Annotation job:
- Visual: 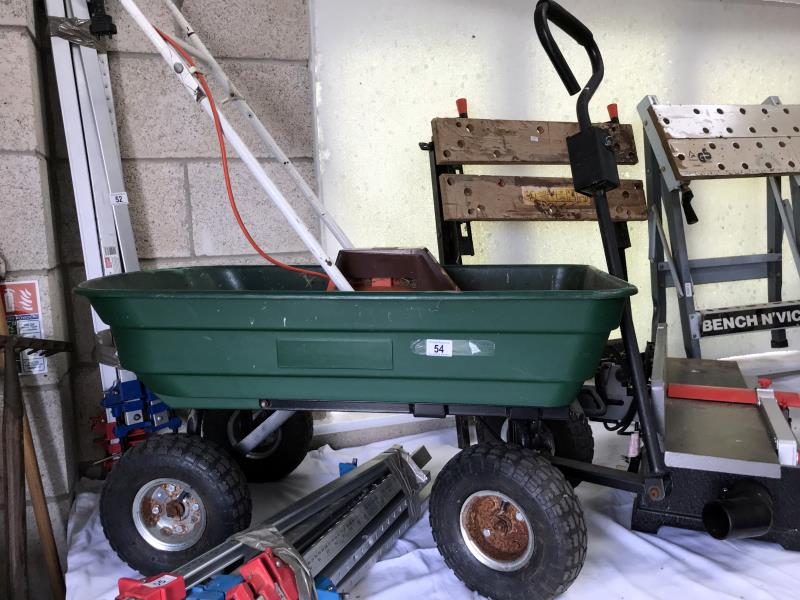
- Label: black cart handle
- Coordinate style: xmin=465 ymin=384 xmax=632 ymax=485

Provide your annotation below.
xmin=534 ymin=0 xmax=604 ymax=132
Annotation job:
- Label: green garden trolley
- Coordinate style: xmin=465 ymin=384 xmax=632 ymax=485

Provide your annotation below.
xmin=76 ymin=2 xmax=674 ymax=599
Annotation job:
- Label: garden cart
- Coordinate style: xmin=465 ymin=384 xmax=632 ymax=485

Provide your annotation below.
xmin=75 ymin=1 xmax=800 ymax=599
xmin=77 ymin=0 xmax=647 ymax=596
xmin=76 ymin=0 xmax=644 ymax=597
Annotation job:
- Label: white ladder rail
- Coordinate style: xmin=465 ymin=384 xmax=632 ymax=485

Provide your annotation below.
xmin=160 ymin=0 xmax=354 ymax=251
xmin=120 ymin=0 xmax=354 ymax=291
xmin=46 ymin=0 xmax=139 ymax=388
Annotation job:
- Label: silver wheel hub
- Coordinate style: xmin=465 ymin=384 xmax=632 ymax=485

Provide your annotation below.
xmin=459 ymin=490 xmax=535 ymax=572
xmin=132 ymin=478 xmax=206 ymax=551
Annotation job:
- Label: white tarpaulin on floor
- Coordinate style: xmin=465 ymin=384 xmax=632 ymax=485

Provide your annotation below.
xmin=66 ymin=426 xmax=800 ymax=600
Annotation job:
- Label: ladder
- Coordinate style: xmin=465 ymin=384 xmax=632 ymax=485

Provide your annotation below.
xmin=639 ymin=95 xmax=800 ymax=358
xmin=46 ymin=0 xmax=140 ymax=392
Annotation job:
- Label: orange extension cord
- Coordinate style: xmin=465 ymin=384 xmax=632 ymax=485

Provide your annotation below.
xmin=157 ymin=29 xmax=332 ymax=286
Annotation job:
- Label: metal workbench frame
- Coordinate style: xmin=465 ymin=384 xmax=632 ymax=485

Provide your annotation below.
xmin=640 ymin=95 xmax=800 ymax=358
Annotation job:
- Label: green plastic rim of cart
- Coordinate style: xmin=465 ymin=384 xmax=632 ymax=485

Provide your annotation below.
xmin=132 ymin=477 xmax=207 ymax=552
xmin=459 ymin=490 xmax=535 ymax=572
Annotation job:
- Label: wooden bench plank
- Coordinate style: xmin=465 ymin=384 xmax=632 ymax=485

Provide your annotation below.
xmin=431 ymin=118 xmax=638 ymax=166
xmin=440 ymin=175 xmax=646 ymax=222
xmin=647 ymin=104 xmax=800 ymax=180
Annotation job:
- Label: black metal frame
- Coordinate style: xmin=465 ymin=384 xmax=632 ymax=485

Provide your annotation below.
xmin=399 ymin=0 xmax=673 ymax=498
xmin=266 ymin=397 xmax=663 ymax=493
xmin=265 ymin=398 xmax=570 ymax=420
xmin=418 ymin=143 xmax=474 ymax=265
xmin=632 ymin=463 xmax=800 ymax=551
xmin=534 ymin=0 xmax=670 ymax=494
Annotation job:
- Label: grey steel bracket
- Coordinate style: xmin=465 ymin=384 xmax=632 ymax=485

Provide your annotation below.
xmin=757 ymin=388 xmax=798 ymax=466
xmin=650 ymin=205 xmax=684 ymax=298
xmin=768 ymin=176 xmax=800 ymax=280
xmin=689 ymin=312 xmax=702 ymax=340
xmin=637 ymin=95 xmax=682 ymax=191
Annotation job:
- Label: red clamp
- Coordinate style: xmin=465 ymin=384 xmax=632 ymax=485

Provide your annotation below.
xmin=456 ymin=97 xmax=468 ymax=118
xmin=239 ymin=548 xmax=299 ymax=600
xmin=607 ymin=103 xmax=619 ymax=123
xmin=225 ymin=582 xmax=257 ymax=600
xmin=117 ymin=574 xmax=186 ymax=600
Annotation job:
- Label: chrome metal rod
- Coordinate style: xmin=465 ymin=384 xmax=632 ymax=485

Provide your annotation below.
xmin=336 ymin=485 xmax=432 ymax=592
xmin=303 ymin=475 xmax=402 ymax=574
xmin=235 ymin=410 xmax=295 ymax=455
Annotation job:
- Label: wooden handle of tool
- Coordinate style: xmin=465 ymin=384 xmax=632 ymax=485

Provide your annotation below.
xmin=2 ymin=292 xmax=66 ymax=599
xmin=24 ymin=412 xmax=66 ymax=599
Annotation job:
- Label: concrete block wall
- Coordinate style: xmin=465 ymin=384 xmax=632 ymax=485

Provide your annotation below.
xmin=60 ymin=0 xmax=318 ymax=465
xmin=0 ymin=0 xmax=76 ymax=596
xmin=0 ymin=0 xmax=315 ymax=592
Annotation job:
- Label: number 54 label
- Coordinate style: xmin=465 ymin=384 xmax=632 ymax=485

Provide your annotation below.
xmin=425 ymin=339 xmax=453 ymax=357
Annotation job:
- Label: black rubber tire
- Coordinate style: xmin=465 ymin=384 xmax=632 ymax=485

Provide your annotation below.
xmin=430 ymin=443 xmax=587 ymax=600
xmin=201 ymin=410 xmax=313 ymax=482
xmin=545 ymin=403 xmax=595 ymax=485
xmin=100 ymin=434 xmax=251 ymax=575
xmin=475 ymin=403 xmax=594 ymax=486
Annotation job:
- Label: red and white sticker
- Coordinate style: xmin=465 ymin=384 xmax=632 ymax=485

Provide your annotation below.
xmin=1 ymin=280 xmax=46 ymax=374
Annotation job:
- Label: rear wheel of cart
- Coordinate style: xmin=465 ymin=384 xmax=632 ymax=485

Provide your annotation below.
xmin=100 ymin=433 xmax=251 ymax=575
xmin=475 ymin=402 xmax=594 ymax=485
xmin=201 ymin=409 xmax=313 ymax=482
xmin=430 ymin=443 xmax=587 ymax=600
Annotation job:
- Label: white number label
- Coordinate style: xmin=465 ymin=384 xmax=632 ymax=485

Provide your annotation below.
xmin=144 ymin=575 xmax=176 ymax=588
xmin=425 ymin=339 xmax=453 ymax=357
xmin=110 ymin=192 xmax=129 ymax=205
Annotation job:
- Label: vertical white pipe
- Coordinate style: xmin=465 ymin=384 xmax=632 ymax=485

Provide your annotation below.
xmin=119 ymin=0 xmax=353 ymax=291
xmin=161 ymin=0 xmax=354 ymax=250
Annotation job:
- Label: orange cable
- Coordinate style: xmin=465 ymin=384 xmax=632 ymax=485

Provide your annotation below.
xmin=156 ymin=28 xmax=332 ymax=285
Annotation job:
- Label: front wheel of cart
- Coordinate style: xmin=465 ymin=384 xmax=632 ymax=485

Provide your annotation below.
xmin=100 ymin=433 xmax=251 ymax=575
xmin=430 ymin=443 xmax=587 ymax=600
xmin=201 ymin=409 xmax=313 ymax=482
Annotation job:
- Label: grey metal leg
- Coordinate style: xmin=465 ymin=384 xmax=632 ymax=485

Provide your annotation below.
xmin=663 ymin=182 xmax=701 ymax=358
xmin=792 ymin=176 xmax=800 ymax=245
xmin=645 ymin=140 xmax=667 ymax=340
xmin=767 ymin=176 xmax=788 ymax=348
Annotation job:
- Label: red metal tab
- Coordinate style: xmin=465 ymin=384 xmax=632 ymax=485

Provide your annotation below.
xmin=668 ymin=383 xmax=758 ymax=405
xmin=456 ymin=97 xmax=468 ymax=117
xmin=117 ymin=574 xmax=186 ymax=600
xmin=668 ymin=383 xmax=800 ymax=410
xmin=225 ymin=582 xmax=257 ymax=600
xmin=239 ymin=549 xmax=299 ymax=600
xmin=775 ymin=391 xmax=800 ymax=409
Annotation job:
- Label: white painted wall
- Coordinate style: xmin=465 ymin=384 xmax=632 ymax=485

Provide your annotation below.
xmin=311 ymin=0 xmax=800 ymax=358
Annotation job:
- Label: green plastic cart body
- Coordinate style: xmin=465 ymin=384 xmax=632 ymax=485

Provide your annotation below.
xmin=75 ymin=264 xmax=635 ymax=411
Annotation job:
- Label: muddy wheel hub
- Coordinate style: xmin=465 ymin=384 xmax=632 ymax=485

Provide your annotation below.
xmin=459 ymin=490 xmax=534 ymax=572
xmin=132 ymin=477 xmax=207 ymax=551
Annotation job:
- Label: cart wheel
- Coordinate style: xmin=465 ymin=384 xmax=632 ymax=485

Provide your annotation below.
xmin=475 ymin=403 xmax=594 ymax=486
xmin=201 ymin=409 xmax=313 ymax=482
xmin=430 ymin=443 xmax=587 ymax=600
xmin=545 ymin=403 xmax=594 ymax=485
xmin=100 ymin=434 xmax=251 ymax=575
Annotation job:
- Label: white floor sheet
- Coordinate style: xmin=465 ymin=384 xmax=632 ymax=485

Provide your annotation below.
xmin=65 ymin=425 xmax=800 ymax=599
